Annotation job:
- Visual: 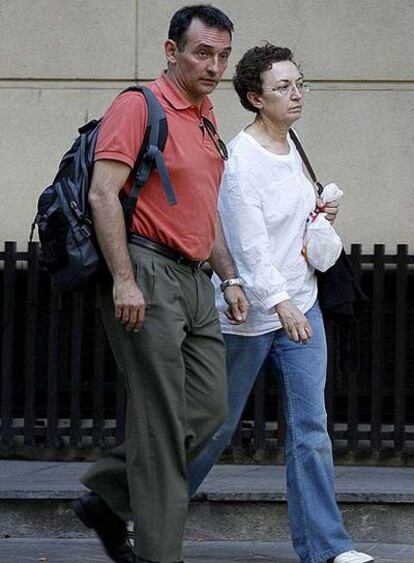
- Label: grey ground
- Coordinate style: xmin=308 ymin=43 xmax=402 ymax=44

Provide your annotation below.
xmin=1 ymin=539 xmax=413 ymax=563
xmin=0 ymin=461 xmax=413 ymax=502
xmin=1 ymin=461 xmax=413 ymax=563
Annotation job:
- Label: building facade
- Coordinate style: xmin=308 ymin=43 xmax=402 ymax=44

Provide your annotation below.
xmin=0 ymin=0 xmax=413 ymax=251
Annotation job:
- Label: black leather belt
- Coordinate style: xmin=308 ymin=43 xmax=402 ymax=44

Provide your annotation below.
xmin=129 ymin=233 xmax=206 ymax=270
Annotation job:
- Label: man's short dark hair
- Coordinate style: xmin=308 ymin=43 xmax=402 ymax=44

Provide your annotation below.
xmin=169 ymin=4 xmax=234 ymax=51
xmin=233 ymin=43 xmax=297 ymax=113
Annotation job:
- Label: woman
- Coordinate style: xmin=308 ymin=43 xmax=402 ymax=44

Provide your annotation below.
xmin=187 ymin=44 xmax=373 ymax=563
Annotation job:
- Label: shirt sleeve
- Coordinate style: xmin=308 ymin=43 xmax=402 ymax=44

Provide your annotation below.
xmin=219 ymin=162 xmax=290 ymax=313
xmin=94 ymin=91 xmax=148 ymax=168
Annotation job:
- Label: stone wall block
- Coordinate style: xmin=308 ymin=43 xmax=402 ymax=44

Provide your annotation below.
xmin=137 ymin=0 xmax=414 ymax=81
xmin=0 ymin=0 xmax=136 ymax=79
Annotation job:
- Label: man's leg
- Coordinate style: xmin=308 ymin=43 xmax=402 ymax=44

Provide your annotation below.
xmin=73 ymin=279 xmax=135 ymax=563
xmin=82 ymin=248 xmax=210 ymax=562
xmin=269 ymin=301 xmax=353 ymax=563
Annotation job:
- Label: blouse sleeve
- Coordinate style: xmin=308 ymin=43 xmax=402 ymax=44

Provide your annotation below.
xmin=219 ymin=163 xmax=290 ymax=313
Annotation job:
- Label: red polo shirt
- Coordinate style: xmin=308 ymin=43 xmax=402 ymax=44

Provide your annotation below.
xmin=94 ymin=73 xmax=225 ymax=260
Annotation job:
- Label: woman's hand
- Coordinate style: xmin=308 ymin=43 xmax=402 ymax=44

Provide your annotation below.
xmin=316 ymin=198 xmax=339 ymax=224
xmin=275 ymin=299 xmax=313 ymax=343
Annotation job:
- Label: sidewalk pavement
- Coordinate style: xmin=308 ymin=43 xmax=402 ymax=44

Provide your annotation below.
xmin=0 ymin=460 xmax=413 ymax=502
xmin=1 ymin=461 xmax=414 ymax=562
xmin=1 ymin=539 xmax=414 ymax=563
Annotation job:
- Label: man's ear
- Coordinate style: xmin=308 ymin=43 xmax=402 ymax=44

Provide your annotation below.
xmin=164 ymin=39 xmax=178 ymax=64
xmin=246 ymin=91 xmax=263 ymax=111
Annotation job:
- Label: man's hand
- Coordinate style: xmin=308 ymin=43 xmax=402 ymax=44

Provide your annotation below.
xmin=275 ymin=299 xmax=313 ymax=343
xmin=113 ymin=279 xmax=146 ymax=333
xmin=223 ymin=286 xmax=249 ymax=324
xmin=316 ymin=198 xmax=339 ymax=224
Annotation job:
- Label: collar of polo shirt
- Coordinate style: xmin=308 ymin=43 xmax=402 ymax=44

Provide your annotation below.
xmin=154 ymin=71 xmax=214 ymax=116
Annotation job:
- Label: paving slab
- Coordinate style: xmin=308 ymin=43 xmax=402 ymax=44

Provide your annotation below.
xmin=0 ymin=461 xmax=88 ymax=499
xmin=0 ymin=539 xmax=412 ymax=563
xmin=197 ymin=465 xmax=414 ymax=503
xmin=1 ymin=461 xmax=413 ymax=503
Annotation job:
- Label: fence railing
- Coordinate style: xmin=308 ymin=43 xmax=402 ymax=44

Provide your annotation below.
xmin=1 ymin=241 xmax=413 ymax=462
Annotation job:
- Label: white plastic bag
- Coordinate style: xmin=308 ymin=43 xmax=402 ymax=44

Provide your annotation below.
xmin=303 ymin=183 xmax=343 ymax=272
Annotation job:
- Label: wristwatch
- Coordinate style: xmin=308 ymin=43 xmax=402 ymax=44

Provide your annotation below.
xmin=220 ymin=277 xmax=245 ymax=292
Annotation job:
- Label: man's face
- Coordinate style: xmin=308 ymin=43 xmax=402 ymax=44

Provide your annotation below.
xmin=166 ymin=18 xmax=232 ymax=104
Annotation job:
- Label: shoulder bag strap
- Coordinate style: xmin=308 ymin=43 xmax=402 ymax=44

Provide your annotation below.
xmin=289 ymin=129 xmax=323 ymax=196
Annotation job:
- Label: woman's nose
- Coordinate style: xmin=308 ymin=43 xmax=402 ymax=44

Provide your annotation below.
xmin=291 ymin=84 xmax=304 ymax=98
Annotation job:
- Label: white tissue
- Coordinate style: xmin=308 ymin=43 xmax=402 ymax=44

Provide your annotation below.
xmin=320 ymin=182 xmax=343 ymax=204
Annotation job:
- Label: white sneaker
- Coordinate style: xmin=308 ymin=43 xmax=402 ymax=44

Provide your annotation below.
xmin=330 ymin=550 xmax=374 ymax=563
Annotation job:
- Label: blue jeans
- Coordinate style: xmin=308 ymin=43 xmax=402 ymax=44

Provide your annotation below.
xmin=188 ymin=301 xmax=353 ymax=563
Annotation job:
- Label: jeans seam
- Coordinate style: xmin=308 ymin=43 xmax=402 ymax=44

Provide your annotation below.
xmin=285 ymin=428 xmax=329 ymax=459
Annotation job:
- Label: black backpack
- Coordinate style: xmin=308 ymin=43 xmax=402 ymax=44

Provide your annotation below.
xmin=30 ymin=86 xmax=176 ymax=291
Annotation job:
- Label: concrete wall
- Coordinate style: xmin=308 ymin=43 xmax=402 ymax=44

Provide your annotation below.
xmin=1 ymin=0 xmax=413 ymax=251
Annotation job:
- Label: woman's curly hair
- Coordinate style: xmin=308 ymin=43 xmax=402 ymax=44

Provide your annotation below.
xmin=233 ymin=43 xmax=297 ymax=113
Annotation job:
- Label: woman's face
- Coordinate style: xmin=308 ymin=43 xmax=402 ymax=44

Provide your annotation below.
xmin=255 ymin=60 xmax=305 ymax=126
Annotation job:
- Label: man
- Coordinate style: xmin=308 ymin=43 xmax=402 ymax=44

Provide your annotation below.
xmin=72 ymin=5 xmax=248 ymax=563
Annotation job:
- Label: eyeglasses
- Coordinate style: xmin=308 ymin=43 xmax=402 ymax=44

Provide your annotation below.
xmin=262 ymin=81 xmax=311 ymax=97
xmin=200 ymin=117 xmax=229 ymax=161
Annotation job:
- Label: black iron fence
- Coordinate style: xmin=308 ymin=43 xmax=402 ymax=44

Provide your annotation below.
xmin=1 ymin=241 xmax=413 ymax=462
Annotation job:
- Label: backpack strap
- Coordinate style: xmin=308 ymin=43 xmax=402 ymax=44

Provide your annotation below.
xmin=120 ymin=86 xmax=177 ymax=228
xmin=288 ymin=129 xmax=324 ymax=196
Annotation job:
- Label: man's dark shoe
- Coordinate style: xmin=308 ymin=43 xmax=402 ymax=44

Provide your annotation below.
xmin=72 ymin=491 xmax=136 ymax=563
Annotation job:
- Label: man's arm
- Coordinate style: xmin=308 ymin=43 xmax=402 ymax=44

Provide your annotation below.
xmin=209 ymin=214 xmax=248 ymax=324
xmin=89 ymin=159 xmax=145 ymax=332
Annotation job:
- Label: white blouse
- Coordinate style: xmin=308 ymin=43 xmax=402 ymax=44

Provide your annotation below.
xmin=213 ymin=129 xmax=318 ymax=336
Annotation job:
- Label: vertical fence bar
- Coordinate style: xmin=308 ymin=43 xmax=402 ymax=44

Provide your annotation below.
xmin=370 ymin=244 xmax=385 ymax=452
xmin=346 ymin=244 xmax=363 ymax=451
xmin=324 ymin=319 xmax=336 ymax=441
xmin=69 ymin=291 xmax=85 ymax=448
xmin=92 ymin=303 xmax=105 ymax=447
xmin=46 ymin=286 xmax=61 ymax=448
xmin=394 ymin=245 xmax=407 ymax=451
xmin=24 ymin=242 xmax=40 ymax=445
xmin=1 ymin=242 xmax=17 ymax=447
xmin=253 ymin=369 xmax=266 ymax=451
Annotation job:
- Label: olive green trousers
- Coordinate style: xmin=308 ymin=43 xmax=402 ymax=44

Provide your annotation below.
xmin=81 ymin=244 xmax=227 ymax=562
